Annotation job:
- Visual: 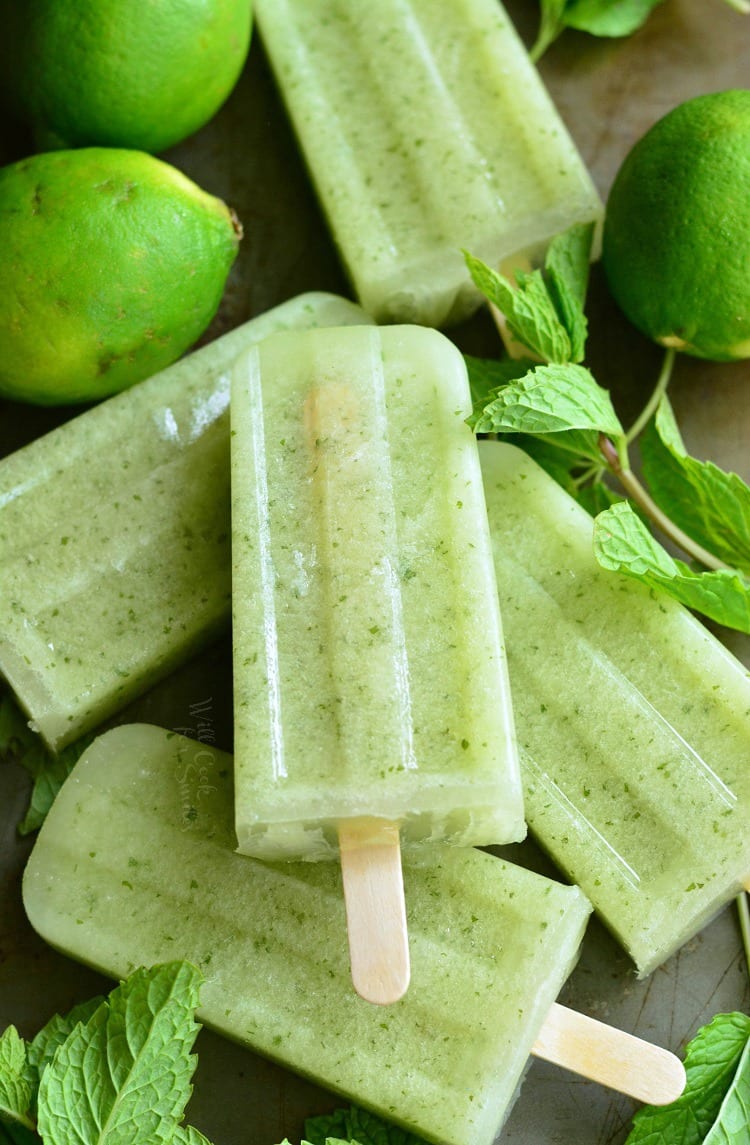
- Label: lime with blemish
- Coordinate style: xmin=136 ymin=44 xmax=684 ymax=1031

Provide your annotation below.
xmin=602 ymin=90 xmax=750 ymax=362
xmin=0 ymin=148 xmax=241 ymax=405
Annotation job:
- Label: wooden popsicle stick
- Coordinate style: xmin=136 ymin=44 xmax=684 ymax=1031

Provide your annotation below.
xmin=532 ymin=1001 xmax=687 ymax=1106
xmin=339 ymin=819 xmax=410 ymax=1006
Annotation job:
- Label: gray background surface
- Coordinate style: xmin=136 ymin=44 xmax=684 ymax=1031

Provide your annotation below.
xmin=1 ymin=2 xmax=750 ymax=1142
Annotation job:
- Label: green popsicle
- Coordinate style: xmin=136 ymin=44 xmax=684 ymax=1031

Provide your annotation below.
xmin=0 ymin=292 xmax=371 ymax=751
xmin=23 ymin=724 xmax=593 ymax=1145
xmin=480 ymin=441 xmax=750 ymax=976
xmin=230 ymin=324 xmax=523 ymax=861
xmin=254 ymin=0 xmax=603 ymax=326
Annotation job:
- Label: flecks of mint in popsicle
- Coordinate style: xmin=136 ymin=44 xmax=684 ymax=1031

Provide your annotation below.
xmin=254 ymin=0 xmax=603 ymax=327
xmin=0 ymin=293 xmax=371 ymax=751
xmin=480 ymin=441 xmax=750 ymax=976
xmin=22 ymin=724 xmax=592 ymax=1145
xmin=230 ymin=324 xmax=523 ymax=860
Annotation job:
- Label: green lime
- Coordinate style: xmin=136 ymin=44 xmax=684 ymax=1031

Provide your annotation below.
xmin=0 ymin=0 xmax=252 ymax=153
xmin=602 ymin=90 xmax=750 ymax=362
xmin=0 ymin=148 xmax=241 ymax=406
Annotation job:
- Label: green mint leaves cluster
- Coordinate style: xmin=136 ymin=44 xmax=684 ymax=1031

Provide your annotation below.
xmin=532 ymin=0 xmax=748 ymax=62
xmin=0 ymin=959 xmax=424 ymax=1145
xmin=0 ymin=689 xmax=91 ymax=836
xmin=280 ymin=1105 xmax=428 ymax=1145
xmin=465 ymin=226 xmax=750 ymax=635
xmin=0 ymin=963 xmax=212 ymax=1145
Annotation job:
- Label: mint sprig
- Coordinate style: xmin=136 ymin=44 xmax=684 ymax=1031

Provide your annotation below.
xmin=531 ymin=0 xmax=745 ymax=61
xmin=465 ymin=224 xmax=592 ymax=365
xmin=531 ymin=0 xmax=664 ymax=60
xmin=470 ymin=362 xmax=624 ymax=450
xmin=640 ymin=397 xmax=750 ymax=575
xmin=0 ymin=963 xmax=213 ymax=1145
xmin=594 ymin=502 xmax=750 ymax=633
xmin=303 ymin=1105 xmax=428 ymax=1145
xmin=464 ymin=254 xmax=572 ymax=364
xmin=466 ymin=235 xmax=750 ymax=635
xmin=625 ymin=1013 xmax=750 ymax=1143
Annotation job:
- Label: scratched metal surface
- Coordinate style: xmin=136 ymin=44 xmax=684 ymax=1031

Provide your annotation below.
xmin=1 ymin=3 xmax=749 ymax=1143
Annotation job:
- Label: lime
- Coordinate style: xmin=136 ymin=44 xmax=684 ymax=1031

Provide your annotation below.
xmin=0 ymin=0 xmax=252 ymax=154
xmin=0 ymin=148 xmax=241 ymax=406
xmin=602 ymin=90 xmax=750 ymax=362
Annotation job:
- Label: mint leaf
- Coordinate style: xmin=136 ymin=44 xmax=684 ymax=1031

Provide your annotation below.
xmin=172 ymin=1127 xmax=215 ymax=1144
xmin=0 ymin=692 xmax=33 ymax=758
xmin=305 ymin=1107 xmax=428 ymax=1145
xmin=626 ymin=1012 xmax=750 ymax=1144
xmin=518 ymin=426 xmax=606 ymax=465
xmin=640 ymin=398 xmax=750 ymax=576
xmin=464 ymin=227 xmax=592 ymax=363
xmin=544 ymin=223 xmax=594 ymax=363
xmin=37 ymin=963 xmax=203 ymax=1145
xmin=463 ymin=253 xmax=572 ymax=363
xmin=502 ymin=436 xmax=584 ymax=494
xmin=26 ymin=999 xmax=104 ymax=1106
xmin=532 ymin=0 xmax=743 ymax=59
xmin=0 ymin=685 xmax=93 ymax=835
xmin=563 ymin=0 xmax=664 ymax=36
xmin=463 ymin=354 xmax=537 ymax=410
xmin=703 ymin=1035 xmax=750 ymax=1142
xmin=576 ymin=479 xmax=623 ymax=517
xmin=594 ymin=502 xmax=750 ymax=633
xmin=512 ymin=268 xmax=574 ymax=362
xmin=0 ymin=1028 xmax=34 ymax=1132
xmin=472 ymin=362 xmax=624 ymax=447
xmin=531 ymin=0 xmax=569 ymax=59
xmin=17 ymin=733 xmax=95 ymax=836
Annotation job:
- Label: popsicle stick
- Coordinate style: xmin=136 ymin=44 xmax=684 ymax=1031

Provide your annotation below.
xmin=532 ymin=1001 xmax=686 ymax=1106
xmin=339 ymin=819 xmax=410 ymax=1006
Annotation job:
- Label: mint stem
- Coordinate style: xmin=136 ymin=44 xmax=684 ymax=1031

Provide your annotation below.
xmin=598 ymin=434 xmax=730 ymax=571
xmin=572 ymin=462 xmax=605 ymax=489
xmin=625 ymin=348 xmax=675 ymax=444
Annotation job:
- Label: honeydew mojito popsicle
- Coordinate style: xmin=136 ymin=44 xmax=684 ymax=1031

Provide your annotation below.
xmin=253 ymin=0 xmax=603 ymax=327
xmin=480 ymin=441 xmax=750 ymax=977
xmin=0 ymin=292 xmax=370 ymax=752
xmin=230 ymin=323 xmax=522 ymax=861
xmin=22 ymin=726 xmax=685 ymax=1145
xmin=231 ymin=322 xmax=523 ymax=1000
